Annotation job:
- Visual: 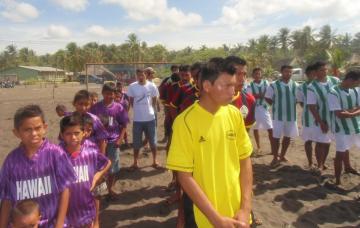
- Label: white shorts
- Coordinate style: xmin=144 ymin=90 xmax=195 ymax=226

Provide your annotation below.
xmin=272 ymin=120 xmax=298 ymax=139
xmin=253 ymin=106 xmax=273 ymax=130
xmin=334 ymin=134 xmax=360 ymax=152
xmin=301 ymin=126 xmax=332 ymax=143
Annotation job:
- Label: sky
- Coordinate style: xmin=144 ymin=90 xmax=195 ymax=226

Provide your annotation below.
xmin=0 ymin=0 xmax=359 ymax=54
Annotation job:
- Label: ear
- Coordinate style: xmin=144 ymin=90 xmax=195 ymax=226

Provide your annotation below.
xmin=202 ymin=80 xmax=212 ymax=93
xmin=43 ymin=123 xmax=48 ymax=133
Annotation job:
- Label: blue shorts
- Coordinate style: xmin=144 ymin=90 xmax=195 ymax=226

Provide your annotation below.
xmin=106 ymin=142 xmax=120 ymax=174
xmin=132 ymin=120 xmax=157 ymax=150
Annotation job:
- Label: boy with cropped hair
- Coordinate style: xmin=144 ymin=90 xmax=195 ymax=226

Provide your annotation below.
xmin=0 ymin=105 xmax=76 ymax=227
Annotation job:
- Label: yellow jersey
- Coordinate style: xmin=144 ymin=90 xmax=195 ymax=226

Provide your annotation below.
xmin=166 ymin=101 xmax=253 ymax=227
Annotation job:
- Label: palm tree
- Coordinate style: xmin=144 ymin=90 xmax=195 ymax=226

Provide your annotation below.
xmin=318 ymin=24 xmax=336 ymax=49
xmin=126 ymin=33 xmax=141 ymax=62
xmin=278 ymin=27 xmax=290 ymax=53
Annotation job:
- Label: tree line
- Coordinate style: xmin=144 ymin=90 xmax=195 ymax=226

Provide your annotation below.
xmin=1 ymin=25 xmax=360 ymax=77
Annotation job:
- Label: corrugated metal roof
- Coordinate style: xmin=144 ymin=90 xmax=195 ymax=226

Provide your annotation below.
xmin=19 ymin=66 xmax=65 ymax=72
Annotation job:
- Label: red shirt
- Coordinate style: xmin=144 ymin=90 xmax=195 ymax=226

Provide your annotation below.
xmin=232 ymin=90 xmax=256 ymax=129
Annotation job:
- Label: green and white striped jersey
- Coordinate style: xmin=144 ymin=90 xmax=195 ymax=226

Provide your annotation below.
xmin=329 ymin=85 xmax=360 ymax=135
xmin=307 ymin=76 xmax=340 ymax=126
xmin=247 ymin=79 xmax=270 ymax=109
xmin=265 ymin=79 xmax=298 ymax=122
xmin=297 ymin=81 xmax=316 ymax=127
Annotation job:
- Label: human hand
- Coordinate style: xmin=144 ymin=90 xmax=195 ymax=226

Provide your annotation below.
xmin=233 ymin=210 xmax=250 ymax=228
xmin=214 ymin=216 xmax=244 ymax=228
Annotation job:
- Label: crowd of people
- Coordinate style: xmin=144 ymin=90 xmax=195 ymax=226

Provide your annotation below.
xmin=0 ymin=57 xmax=359 ymax=228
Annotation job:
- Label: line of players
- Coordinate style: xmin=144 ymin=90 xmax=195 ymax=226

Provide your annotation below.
xmin=160 ymin=60 xmax=360 ymax=189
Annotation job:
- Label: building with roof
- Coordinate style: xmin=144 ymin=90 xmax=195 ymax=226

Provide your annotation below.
xmin=0 ymin=66 xmax=66 ymax=82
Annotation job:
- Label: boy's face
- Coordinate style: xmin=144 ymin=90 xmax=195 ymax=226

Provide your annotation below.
xmin=12 ymin=212 xmax=40 ymax=228
xmin=13 ymin=117 xmax=47 ymax=149
xmin=114 ymin=91 xmax=121 ymax=102
xmin=253 ymin=70 xmax=262 ymax=82
xmin=73 ymin=99 xmax=90 ymax=114
xmin=84 ymin=123 xmax=93 ymax=138
xmin=61 ymin=125 xmax=84 ymax=148
xmin=203 ymin=73 xmax=236 ymax=106
xmin=102 ymin=90 xmax=115 ymax=104
xmin=281 ymin=68 xmax=292 ymax=81
xmin=56 ymin=109 xmax=65 ymax=117
xmin=90 ymin=96 xmax=98 ymax=106
xmin=137 ymin=72 xmax=146 ymax=83
xmin=180 ymin=70 xmax=191 ymax=82
xmin=316 ymin=65 xmax=327 ymax=79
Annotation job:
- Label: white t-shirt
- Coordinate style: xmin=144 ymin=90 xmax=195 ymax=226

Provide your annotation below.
xmin=127 ymin=81 xmax=159 ymax=122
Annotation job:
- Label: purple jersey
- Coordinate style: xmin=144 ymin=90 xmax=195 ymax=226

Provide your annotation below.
xmin=90 ymin=101 xmax=129 ymax=142
xmin=65 ymin=112 xmax=108 ymax=142
xmin=0 ymin=139 xmax=76 ymax=227
xmin=60 ymin=140 xmax=109 ymax=227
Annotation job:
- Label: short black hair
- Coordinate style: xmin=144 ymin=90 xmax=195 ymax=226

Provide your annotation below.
xmin=225 ymin=56 xmax=247 ymax=66
xmin=200 ymin=57 xmax=236 ymax=85
xmin=56 ymin=104 xmax=67 ymax=112
xmin=344 ymin=70 xmax=360 ymax=81
xmin=73 ymin=90 xmax=90 ymax=104
xmin=190 ymin=62 xmax=203 ymax=79
xmin=83 ymin=113 xmax=94 ymax=128
xmin=14 ymin=105 xmax=45 ymax=130
xmin=179 ymin=65 xmax=191 ymax=72
xmin=252 ymin=67 xmax=262 ymax=75
xmin=280 ymin=65 xmax=293 ymax=72
xmin=102 ymin=82 xmax=116 ymax=93
xmin=312 ymin=61 xmax=327 ymax=71
xmin=305 ymin=64 xmax=315 ymax=75
xmin=170 ymin=65 xmax=179 ymax=72
xmin=89 ymin=91 xmax=98 ymax=98
xmin=11 ymin=200 xmax=40 ymax=223
xmin=136 ymin=68 xmax=144 ymax=74
xmin=60 ymin=113 xmax=85 ymax=133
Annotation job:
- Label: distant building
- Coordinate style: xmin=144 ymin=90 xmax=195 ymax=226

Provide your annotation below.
xmin=0 ymin=66 xmax=66 ymax=82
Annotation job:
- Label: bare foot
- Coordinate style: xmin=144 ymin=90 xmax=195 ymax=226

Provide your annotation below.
xmin=279 ymin=156 xmax=289 ymax=162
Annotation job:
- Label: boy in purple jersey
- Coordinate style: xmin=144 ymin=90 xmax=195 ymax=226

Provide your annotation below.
xmin=90 ymin=82 xmax=129 ymax=199
xmin=89 ymin=92 xmax=99 ymax=107
xmin=10 ymin=200 xmax=41 ymax=228
xmin=0 ymin=105 xmax=76 ymax=228
xmin=72 ymin=90 xmax=108 ymax=154
xmin=60 ymin=114 xmax=111 ymax=227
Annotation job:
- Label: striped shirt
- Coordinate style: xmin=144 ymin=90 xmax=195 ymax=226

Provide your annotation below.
xmin=296 ymin=81 xmax=316 ymax=127
xmin=265 ymin=79 xmax=298 ymax=122
xmin=247 ymin=79 xmax=269 ymax=109
xmin=0 ymin=139 xmax=76 ymax=227
xmin=328 ymin=85 xmax=360 ymax=135
xmin=61 ymin=140 xmax=109 ymax=227
xmin=307 ymin=76 xmax=340 ymax=126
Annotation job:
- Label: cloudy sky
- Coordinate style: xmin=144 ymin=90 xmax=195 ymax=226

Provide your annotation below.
xmin=0 ymin=0 xmax=359 ymax=54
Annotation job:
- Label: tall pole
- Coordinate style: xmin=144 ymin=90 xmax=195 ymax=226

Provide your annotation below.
xmin=85 ymin=63 xmax=88 ymax=91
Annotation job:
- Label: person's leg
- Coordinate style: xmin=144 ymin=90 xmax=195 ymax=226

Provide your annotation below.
xmin=267 ymin=129 xmax=273 ymax=154
xmin=253 ymin=129 xmax=261 ymax=150
xmin=132 ymin=122 xmax=143 ymax=168
xmin=304 ymin=140 xmax=313 ymax=167
xmin=334 ymin=151 xmax=345 ymax=185
xmin=271 ymin=138 xmax=280 ymax=165
xmin=314 ymin=142 xmax=322 ymax=168
xmin=105 ymin=143 xmax=120 ymax=196
xmin=279 ymin=137 xmax=291 ymax=161
xmin=343 ymin=150 xmax=358 ymax=173
xmin=321 ymin=143 xmax=330 ymax=170
xmin=146 ymin=120 xmax=159 ymax=167
xmin=93 ymin=198 xmax=100 ymax=228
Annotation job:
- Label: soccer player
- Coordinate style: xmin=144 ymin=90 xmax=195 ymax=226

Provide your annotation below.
xmin=247 ymin=68 xmax=273 ymax=153
xmin=328 ymin=70 xmax=360 ymax=185
xmin=265 ymin=65 xmax=299 ymax=165
xmin=72 ymin=90 xmax=108 ymax=154
xmin=60 ymin=114 xmax=111 ymax=227
xmin=89 ymin=91 xmax=99 ymax=107
xmin=159 ymin=65 xmax=180 ymax=143
xmin=115 ymin=81 xmax=130 ymax=111
xmin=55 ymin=104 xmax=70 ymax=117
xmin=167 ymin=58 xmax=253 ymax=227
xmin=127 ymin=69 xmax=159 ymax=169
xmin=0 ymin=105 xmax=76 ymax=227
xmin=296 ymin=65 xmax=317 ymax=168
xmin=307 ymin=61 xmax=340 ymax=170
xmin=10 ymin=200 xmax=41 ymax=228
xmin=90 ymin=82 xmax=129 ymax=199
xmin=226 ymin=56 xmax=256 ymax=132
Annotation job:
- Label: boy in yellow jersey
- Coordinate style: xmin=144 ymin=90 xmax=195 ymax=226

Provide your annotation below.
xmin=167 ymin=58 xmax=253 ymax=228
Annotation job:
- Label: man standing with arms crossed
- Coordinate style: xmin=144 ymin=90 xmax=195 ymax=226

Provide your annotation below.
xmin=167 ymin=58 xmax=253 ymax=227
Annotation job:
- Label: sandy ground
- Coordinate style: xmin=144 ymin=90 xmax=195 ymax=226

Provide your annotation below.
xmin=0 ymin=84 xmax=360 ymax=228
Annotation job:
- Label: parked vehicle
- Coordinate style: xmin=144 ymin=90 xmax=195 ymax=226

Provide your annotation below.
xmin=78 ymin=75 xmax=104 ymax=84
xmin=0 ymin=81 xmax=15 ymax=88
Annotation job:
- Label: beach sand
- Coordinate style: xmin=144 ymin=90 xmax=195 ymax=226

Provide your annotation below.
xmin=0 ymin=84 xmax=359 ymax=227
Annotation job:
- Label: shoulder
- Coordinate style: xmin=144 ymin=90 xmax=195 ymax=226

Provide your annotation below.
xmin=82 ymin=140 xmax=100 ymax=154
xmin=2 ymin=147 xmax=22 ymax=167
